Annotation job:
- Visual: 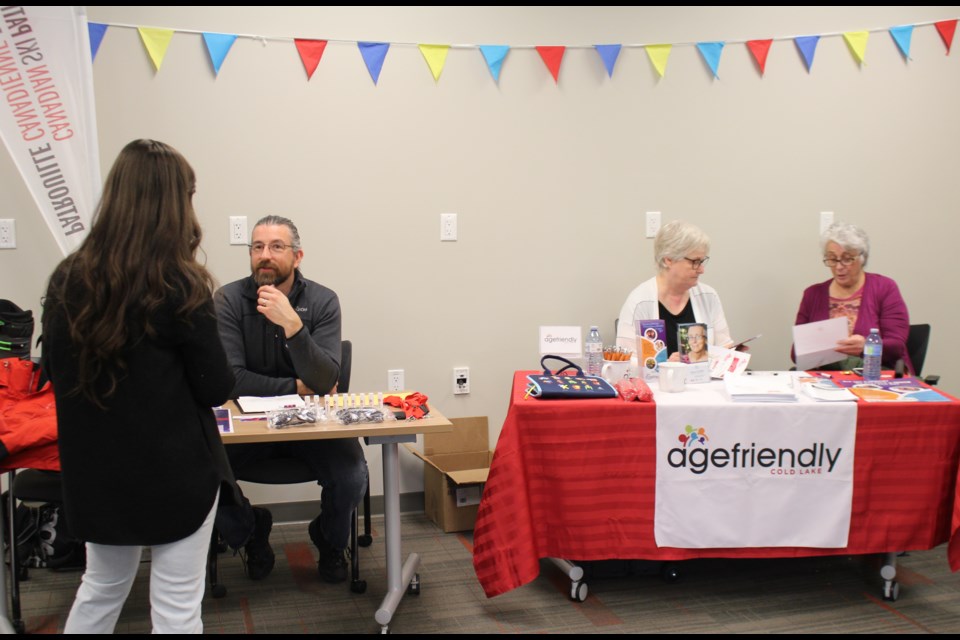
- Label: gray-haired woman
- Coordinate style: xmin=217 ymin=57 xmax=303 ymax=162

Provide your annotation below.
xmin=616 ymin=220 xmax=733 ymax=359
xmin=792 ymin=222 xmax=911 ymax=372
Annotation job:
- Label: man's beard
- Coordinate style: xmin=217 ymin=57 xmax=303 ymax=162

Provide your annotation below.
xmin=253 ymin=260 xmax=291 ymax=287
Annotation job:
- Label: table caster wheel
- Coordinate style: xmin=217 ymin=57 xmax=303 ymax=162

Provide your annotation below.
xmin=351 ymin=579 xmax=367 ymax=594
xmin=210 ymin=583 xmax=227 ymax=599
xmin=661 ymin=563 xmax=681 ymax=583
xmin=570 ymin=580 xmax=588 ymax=602
xmin=359 ymin=534 xmax=373 ymax=547
xmin=407 ymin=573 xmax=421 ymax=595
xmin=883 ymin=580 xmax=900 ymax=602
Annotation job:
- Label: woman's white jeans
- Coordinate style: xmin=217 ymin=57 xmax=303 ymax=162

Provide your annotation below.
xmin=64 ymin=490 xmax=219 ymax=634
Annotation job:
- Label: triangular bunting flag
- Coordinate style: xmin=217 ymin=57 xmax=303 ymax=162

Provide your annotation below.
xmin=794 ymin=35 xmax=820 ymax=72
xmin=843 ymin=31 xmax=869 ymax=65
xmin=358 ymin=41 xmax=390 ymax=85
xmin=138 ymin=27 xmax=174 ymax=72
xmin=746 ymin=39 xmax=772 ymax=75
xmin=594 ymin=44 xmax=622 ymax=78
xmin=295 ymin=39 xmax=328 ymax=80
xmin=88 ymin=22 xmax=107 ymax=62
xmin=479 ymin=45 xmax=509 ymax=83
xmin=536 ymin=46 xmax=565 ymax=83
xmin=696 ymin=41 xmax=725 ymax=78
xmin=644 ymin=44 xmax=672 ymax=78
xmin=935 ymin=19 xmax=957 ymax=54
xmin=889 ymin=25 xmax=913 ymax=60
xmin=418 ymin=44 xmax=450 ymax=82
xmin=202 ymin=32 xmax=237 ymax=76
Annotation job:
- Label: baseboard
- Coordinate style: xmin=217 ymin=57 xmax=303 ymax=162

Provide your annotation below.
xmin=262 ymin=491 xmax=425 ymax=525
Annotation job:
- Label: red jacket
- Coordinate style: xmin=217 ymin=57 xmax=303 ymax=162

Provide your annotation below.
xmin=0 ymin=358 xmax=59 ymax=471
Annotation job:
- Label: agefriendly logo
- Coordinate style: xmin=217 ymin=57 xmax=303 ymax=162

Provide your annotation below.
xmin=667 ymin=425 xmax=843 ymax=476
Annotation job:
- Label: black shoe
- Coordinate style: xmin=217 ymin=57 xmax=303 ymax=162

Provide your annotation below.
xmin=242 ymin=507 xmax=275 ymax=580
xmin=308 ymin=516 xmax=347 ymax=583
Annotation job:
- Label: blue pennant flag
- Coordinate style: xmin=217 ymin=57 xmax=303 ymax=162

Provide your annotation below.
xmin=696 ymin=41 xmax=725 ymax=78
xmin=594 ymin=44 xmax=622 ymax=78
xmin=795 ymin=35 xmax=820 ymax=72
xmin=88 ymin=22 xmax=107 ymax=61
xmin=479 ymin=45 xmax=509 ymax=83
xmin=358 ymin=42 xmax=390 ymax=85
xmin=202 ymin=33 xmax=237 ymax=76
xmin=889 ymin=25 xmax=914 ymax=60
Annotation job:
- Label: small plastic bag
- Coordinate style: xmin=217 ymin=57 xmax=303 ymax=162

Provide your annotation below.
xmin=615 ymin=377 xmax=654 ymax=402
xmin=266 ymin=406 xmax=318 ymax=429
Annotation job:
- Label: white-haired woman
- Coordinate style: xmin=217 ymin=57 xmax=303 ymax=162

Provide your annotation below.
xmin=792 ymin=222 xmax=911 ymax=372
xmin=616 ymin=220 xmax=733 ymax=359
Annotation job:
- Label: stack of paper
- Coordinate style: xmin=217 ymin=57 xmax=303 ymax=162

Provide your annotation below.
xmin=724 ymin=371 xmax=798 ymax=402
xmin=800 ymin=381 xmax=858 ymax=402
xmin=236 ymin=394 xmax=305 ymax=413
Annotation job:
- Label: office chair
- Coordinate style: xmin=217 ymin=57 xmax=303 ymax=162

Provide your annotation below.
xmin=4 ymin=468 xmax=64 ymax=634
xmin=900 ymin=324 xmax=939 ymax=385
xmin=209 ymin=339 xmax=372 ymax=597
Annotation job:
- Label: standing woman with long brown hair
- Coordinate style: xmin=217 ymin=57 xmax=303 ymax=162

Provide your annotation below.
xmin=42 ymin=139 xmax=235 ymax=634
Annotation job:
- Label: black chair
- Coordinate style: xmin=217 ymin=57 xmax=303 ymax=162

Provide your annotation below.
xmin=209 ymin=339 xmax=372 ymax=597
xmin=901 ymin=324 xmax=939 ymax=385
xmin=5 ymin=468 xmax=64 ymax=634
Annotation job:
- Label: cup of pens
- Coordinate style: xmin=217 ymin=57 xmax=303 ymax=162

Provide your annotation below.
xmin=601 ymin=346 xmax=634 ymax=384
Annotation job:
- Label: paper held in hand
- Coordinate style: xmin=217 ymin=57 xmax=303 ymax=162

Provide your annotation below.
xmin=793 ymin=317 xmax=847 ymax=370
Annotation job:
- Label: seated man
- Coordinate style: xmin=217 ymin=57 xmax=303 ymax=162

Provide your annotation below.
xmin=215 ymin=215 xmax=368 ymax=582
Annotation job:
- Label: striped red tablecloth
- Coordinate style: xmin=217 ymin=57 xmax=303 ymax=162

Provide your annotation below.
xmin=472 ymin=371 xmax=960 ymax=598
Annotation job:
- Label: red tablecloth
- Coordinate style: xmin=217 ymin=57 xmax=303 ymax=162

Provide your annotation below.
xmin=472 ymin=371 xmax=960 ymax=598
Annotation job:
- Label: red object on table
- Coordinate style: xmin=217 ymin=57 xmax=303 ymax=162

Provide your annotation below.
xmin=472 ymin=371 xmax=960 ymax=598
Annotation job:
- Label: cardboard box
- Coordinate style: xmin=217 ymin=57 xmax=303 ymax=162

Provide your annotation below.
xmin=406 ymin=416 xmax=492 ymax=533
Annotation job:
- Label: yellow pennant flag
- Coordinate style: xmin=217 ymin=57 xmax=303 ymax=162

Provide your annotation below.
xmin=418 ymin=44 xmax=450 ymax=82
xmin=644 ymin=44 xmax=672 ymax=78
xmin=138 ymin=27 xmax=174 ymax=71
xmin=843 ymin=31 xmax=869 ymax=65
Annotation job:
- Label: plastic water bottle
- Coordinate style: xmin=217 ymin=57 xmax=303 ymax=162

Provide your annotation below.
xmin=863 ymin=328 xmax=882 ymax=381
xmin=585 ymin=326 xmax=603 ymax=377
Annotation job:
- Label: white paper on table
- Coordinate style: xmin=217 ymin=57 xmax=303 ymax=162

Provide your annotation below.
xmin=236 ymin=394 xmax=305 ymax=413
xmin=793 ymin=317 xmax=848 ymax=370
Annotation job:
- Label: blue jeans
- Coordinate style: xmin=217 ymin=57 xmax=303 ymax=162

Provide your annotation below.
xmin=223 ymin=438 xmax=368 ymax=550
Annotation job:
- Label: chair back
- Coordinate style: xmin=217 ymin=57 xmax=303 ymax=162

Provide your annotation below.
xmin=339 ymin=339 xmax=352 ymax=393
xmin=906 ymin=324 xmax=931 ymax=378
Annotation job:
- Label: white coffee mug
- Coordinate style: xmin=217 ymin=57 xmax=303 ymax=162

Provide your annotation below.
xmin=659 ymin=361 xmax=687 ymax=392
xmin=601 ymin=359 xmax=632 ymax=384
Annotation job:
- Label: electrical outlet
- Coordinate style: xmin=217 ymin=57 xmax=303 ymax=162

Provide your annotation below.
xmin=388 ymin=369 xmax=404 ymax=392
xmin=819 ymin=211 xmax=834 ymax=234
xmin=453 ymin=367 xmax=470 ymax=395
xmin=229 ymin=216 xmax=247 ymax=245
xmin=0 ymin=219 xmax=15 ymax=249
xmin=645 ymin=211 xmax=661 ymax=239
xmin=440 ymin=212 xmax=457 ymax=241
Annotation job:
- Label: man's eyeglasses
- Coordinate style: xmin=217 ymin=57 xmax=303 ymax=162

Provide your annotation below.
xmin=683 ymin=256 xmax=709 ymax=269
xmin=823 ymin=255 xmax=859 ymax=267
xmin=249 ymin=242 xmax=296 ymax=255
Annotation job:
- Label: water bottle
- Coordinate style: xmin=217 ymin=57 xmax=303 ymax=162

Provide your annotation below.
xmin=585 ymin=326 xmax=603 ymax=377
xmin=863 ymin=328 xmax=882 ymax=381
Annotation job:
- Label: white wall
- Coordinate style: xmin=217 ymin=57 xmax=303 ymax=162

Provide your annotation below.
xmin=3 ymin=6 xmax=958 ymax=504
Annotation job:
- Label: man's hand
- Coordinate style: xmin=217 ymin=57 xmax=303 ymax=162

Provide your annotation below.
xmin=256 ymin=285 xmax=304 ymax=338
xmin=836 ymin=334 xmax=866 ymax=356
xmin=296 ymin=379 xmax=315 ymax=396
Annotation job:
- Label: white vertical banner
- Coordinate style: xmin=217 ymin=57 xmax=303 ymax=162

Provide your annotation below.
xmin=654 ymin=392 xmax=857 ymax=548
xmin=0 ymin=6 xmax=100 ymax=255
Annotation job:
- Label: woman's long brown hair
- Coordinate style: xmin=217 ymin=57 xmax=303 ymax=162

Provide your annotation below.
xmin=48 ymin=139 xmax=215 ymax=407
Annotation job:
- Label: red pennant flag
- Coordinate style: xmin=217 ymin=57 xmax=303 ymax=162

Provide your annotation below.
xmin=295 ymin=39 xmax=328 ymax=79
xmin=935 ymin=19 xmax=957 ymax=54
xmin=746 ymin=39 xmax=773 ymax=75
xmin=536 ymin=46 xmax=566 ymax=83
